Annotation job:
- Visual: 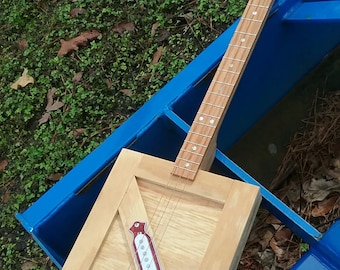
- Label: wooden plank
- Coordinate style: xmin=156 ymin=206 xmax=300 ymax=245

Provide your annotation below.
xmin=200 ymin=180 xmax=261 ymax=270
xmin=136 ymin=151 xmax=237 ymax=204
xmin=63 ymin=149 xmax=143 ymax=269
xmin=118 ymin=177 xmax=164 ymax=270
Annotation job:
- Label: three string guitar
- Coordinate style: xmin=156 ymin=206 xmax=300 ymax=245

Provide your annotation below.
xmin=63 ymin=0 xmax=273 ymax=269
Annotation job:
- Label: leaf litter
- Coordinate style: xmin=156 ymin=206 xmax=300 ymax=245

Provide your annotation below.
xmin=239 ymin=90 xmax=340 ymax=269
xmin=39 ymin=87 xmax=64 ymax=125
xmin=58 ymin=30 xmax=102 ymax=56
xmin=10 ymin=68 xmax=34 ymax=89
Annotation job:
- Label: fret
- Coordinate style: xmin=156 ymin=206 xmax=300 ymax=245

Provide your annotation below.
xmin=201 ymin=102 xmax=225 ymax=109
xmin=196 ymin=113 xmax=221 ymax=120
xmin=223 ymin=57 xmax=245 ymax=63
xmin=206 ymin=91 xmax=230 ymax=98
xmin=176 ymin=157 xmax=200 ymax=165
xmin=172 ymin=0 xmax=273 ymax=180
xmin=181 ymin=149 xmax=204 ymax=157
xmin=229 ymin=44 xmax=251 ymax=50
xmin=184 ymin=140 xmax=208 ymax=148
xmin=241 ymin=17 xmax=263 ymax=23
xmin=212 ymin=80 xmax=234 ymax=86
xmin=189 ymin=131 xmax=212 ymax=138
xmin=216 ymin=69 xmax=240 ymax=75
xmin=172 ymin=164 xmax=196 ymax=173
xmin=234 ymin=30 xmax=257 ymax=36
xmin=249 ymin=3 xmax=270 ymax=9
xmin=192 ymin=121 xmax=216 ymax=128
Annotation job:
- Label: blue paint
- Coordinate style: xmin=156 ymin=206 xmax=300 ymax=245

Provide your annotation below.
xmin=16 ymin=0 xmax=340 ymax=268
xmin=293 ymin=220 xmax=340 ymax=270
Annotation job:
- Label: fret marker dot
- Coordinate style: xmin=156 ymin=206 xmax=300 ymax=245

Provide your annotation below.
xmin=252 ymin=11 xmax=257 ymax=15
xmin=199 ymin=116 xmax=204 ymax=121
xmin=219 ymin=86 xmax=224 ymax=90
xmin=229 ymin=63 xmax=234 ymax=68
xmin=210 ymin=119 xmax=214 ymax=124
xmin=192 ymin=145 xmax=197 ymax=151
xmin=241 ymin=38 xmax=246 ymax=42
xmin=185 ymin=162 xmax=190 ymax=168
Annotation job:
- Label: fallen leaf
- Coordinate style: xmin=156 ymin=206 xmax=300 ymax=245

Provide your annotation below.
xmin=10 ymin=68 xmax=34 ymax=89
xmin=303 ymin=178 xmax=340 ymax=202
xmin=69 ymin=128 xmax=86 ymax=136
xmin=0 ymin=159 xmax=8 ymax=172
xmin=312 ymin=196 xmax=339 ymax=217
xmin=38 ymin=112 xmax=50 ymax=126
xmin=48 ymin=173 xmax=64 ymax=181
xmin=2 ymin=190 xmax=10 ymax=204
xmin=269 ymin=239 xmax=284 ymax=259
xmin=151 ymin=22 xmax=159 ymax=36
xmin=120 ymin=89 xmax=133 ymax=96
xmin=151 ymin=46 xmax=163 ymax=65
xmin=46 ymin=100 xmax=64 ymax=112
xmin=113 ymin=22 xmax=135 ymax=34
xmin=58 ymin=30 xmax=102 ymax=56
xmin=259 ymin=230 xmax=273 ymax=250
xmin=17 ymin=39 xmax=28 ymax=51
xmin=275 ymin=227 xmax=292 ymax=241
xmin=72 ymin=71 xmax=83 ymax=83
xmin=45 ymin=88 xmax=64 ymax=112
xmin=265 ymin=214 xmax=281 ymax=225
xmin=70 ymin=7 xmax=86 ymax=17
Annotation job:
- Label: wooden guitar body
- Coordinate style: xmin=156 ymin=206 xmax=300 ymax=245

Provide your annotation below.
xmin=63 ymin=149 xmax=261 ymax=269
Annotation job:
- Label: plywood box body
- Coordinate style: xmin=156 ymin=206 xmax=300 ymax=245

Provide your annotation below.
xmin=63 ymin=149 xmax=261 ymax=269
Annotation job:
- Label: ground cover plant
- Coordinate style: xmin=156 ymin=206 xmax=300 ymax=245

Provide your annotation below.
xmin=0 ymin=0 xmax=246 ymax=268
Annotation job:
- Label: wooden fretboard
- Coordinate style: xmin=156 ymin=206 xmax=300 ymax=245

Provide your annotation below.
xmin=172 ymin=0 xmax=273 ymax=180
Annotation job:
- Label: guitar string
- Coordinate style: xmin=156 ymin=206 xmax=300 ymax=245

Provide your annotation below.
xmin=126 ymin=1 xmax=269 ymax=268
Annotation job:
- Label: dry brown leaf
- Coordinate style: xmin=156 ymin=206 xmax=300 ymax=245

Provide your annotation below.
xmin=2 ymin=190 xmax=10 ymax=204
xmin=69 ymin=128 xmax=86 ymax=136
xmin=70 ymin=7 xmax=86 ymax=17
xmin=48 ymin=173 xmax=64 ymax=181
xmin=46 ymin=100 xmax=64 ymax=112
xmin=45 ymin=88 xmax=64 ymax=112
xmin=113 ymin=22 xmax=135 ymax=34
xmin=10 ymin=68 xmax=34 ymax=89
xmin=58 ymin=30 xmax=102 ymax=56
xmin=259 ymin=230 xmax=273 ymax=250
xmin=151 ymin=22 xmax=159 ymax=36
xmin=38 ymin=112 xmax=51 ymax=126
xmin=151 ymin=46 xmax=163 ymax=65
xmin=311 ymin=196 xmax=339 ymax=217
xmin=274 ymin=227 xmax=292 ymax=241
xmin=46 ymin=87 xmax=57 ymax=109
xmin=269 ymin=239 xmax=284 ymax=259
xmin=265 ymin=214 xmax=282 ymax=225
xmin=120 ymin=89 xmax=133 ymax=96
xmin=17 ymin=39 xmax=28 ymax=51
xmin=0 ymin=159 xmax=8 ymax=172
xmin=72 ymin=71 xmax=83 ymax=83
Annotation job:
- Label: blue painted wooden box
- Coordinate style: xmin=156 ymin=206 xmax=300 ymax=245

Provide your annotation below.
xmin=17 ymin=0 xmax=340 ymax=268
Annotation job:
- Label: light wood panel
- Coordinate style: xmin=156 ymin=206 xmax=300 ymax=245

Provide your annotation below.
xmin=63 ymin=149 xmax=261 ymax=269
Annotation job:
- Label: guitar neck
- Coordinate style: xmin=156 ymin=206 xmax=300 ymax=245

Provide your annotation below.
xmin=172 ymin=0 xmax=273 ymax=180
